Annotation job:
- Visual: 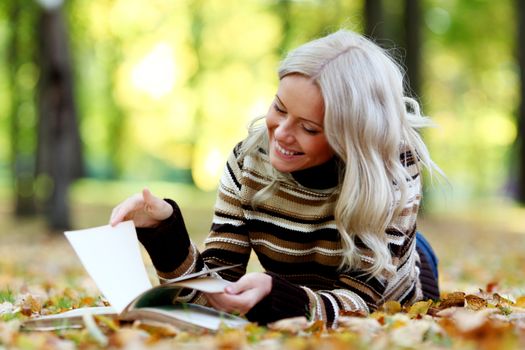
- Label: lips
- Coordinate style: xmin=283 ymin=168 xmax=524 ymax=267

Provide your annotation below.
xmin=275 ymin=142 xmax=303 ymax=156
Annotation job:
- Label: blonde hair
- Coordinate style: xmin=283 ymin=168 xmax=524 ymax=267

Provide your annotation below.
xmin=242 ymin=29 xmax=442 ymax=276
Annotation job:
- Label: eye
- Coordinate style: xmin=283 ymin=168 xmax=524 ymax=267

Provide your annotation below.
xmin=273 ymin=103 xmax=286 ymax=114
xmin=303 ymin=126 xmax=320 ymax=135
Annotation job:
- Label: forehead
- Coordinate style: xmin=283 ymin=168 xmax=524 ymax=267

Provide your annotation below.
xmin=278 ymin=74 xmax=324 ymax=124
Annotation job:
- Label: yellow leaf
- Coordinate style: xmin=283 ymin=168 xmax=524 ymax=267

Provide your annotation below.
xmin=380 ymin=301 xmax=402 ymax=315
xmin=408 ymin=300 xmax=432 ymax=317
xmin=95 ymin=315 xmax=120 ymax=332
xmin=515 ymin=296 xmax=525 ymax=308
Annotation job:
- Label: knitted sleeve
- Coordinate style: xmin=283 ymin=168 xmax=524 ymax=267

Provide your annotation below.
xmin=135 ymin=199 xmax=205 ymax=280
xmin=136 ymin=143 xmax=251 ymax=304
xmin=200 ymin=142 xmax=252 ymax=280
xmin=245 ymin=149 xmax=424 ymax=328
xmin=246 ymin=194 xmax=421 ymax=328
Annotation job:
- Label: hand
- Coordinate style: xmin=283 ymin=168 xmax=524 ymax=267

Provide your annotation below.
xmin=109 ymin=188 xmax=173 ymax=228
xmin=205 ymin=272 xmax=272 ymax=315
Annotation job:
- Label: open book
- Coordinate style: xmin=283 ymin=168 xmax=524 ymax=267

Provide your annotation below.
xmin=22 ymin=221 xmax=248 ymax=332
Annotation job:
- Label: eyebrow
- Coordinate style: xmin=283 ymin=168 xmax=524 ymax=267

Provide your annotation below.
xmin=275 ymin=94 xmax=324 ymax=128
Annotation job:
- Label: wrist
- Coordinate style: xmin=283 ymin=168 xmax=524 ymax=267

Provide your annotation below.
xmin=263 ymin=273 xmax=273 ymax=296
xmin=160 ymin=200 xmax=174 ymax=220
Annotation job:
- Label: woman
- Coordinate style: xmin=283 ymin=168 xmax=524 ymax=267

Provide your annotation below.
xmin=110 ymin=29 xmax=442 ymax=328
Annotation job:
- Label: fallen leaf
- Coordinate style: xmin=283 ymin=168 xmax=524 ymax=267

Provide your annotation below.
xmin=339 ymin=309 xmax=367 ymax=318
xmin=215 ymin=329 xmax=247 ymax=350
xmin=486 ymin=281 xmax=499 ymax=293
xmin=16 ymin=294 xmax=42 ymax=316
xmin=267 ymin=316 xmax=310 ymax=333
xmin=465 ymin=294 xmax=488 ymax=311
xmin=449 ymin=308 xmax=496 ymax=333
xmin=336 ymin=316 xmax=381 ymax=343
xmin=390 ymin=318 xmax=443 ymax=347
xmin=408 ymin=300 xmax=432 ymax=317
xmin=492 ymin=293 xmax=514 ymax=308
xmin=380 ymin=301 xmax=402 ymax=315
xmin=436 ymin=306 xmax=462 ymax=318
xmin=516 ymin=296 xmax=525 ymax=308
xmin=305 ymin=319 xmax=325 ymax=335
xmin=439 ymin=292 xmax=465 ymax=309
xmin=108 ymin=327 xmax=149 ymax=348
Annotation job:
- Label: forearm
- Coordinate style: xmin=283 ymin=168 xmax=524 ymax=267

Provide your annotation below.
xmin=245 ymin=273 xmax=369 ymax=328
xmin=136 ymin=199 xmax=203 ymax=278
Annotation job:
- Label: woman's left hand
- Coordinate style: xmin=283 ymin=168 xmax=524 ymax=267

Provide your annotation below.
xmin=205 ymin=272 xmax=272 ymax=315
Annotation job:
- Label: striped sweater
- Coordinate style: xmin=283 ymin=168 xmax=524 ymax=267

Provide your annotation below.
xmin=137 ymin=141 xmax=424 ymax=328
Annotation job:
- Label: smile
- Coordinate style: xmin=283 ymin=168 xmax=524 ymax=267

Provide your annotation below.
xmin=275 ymin=142 xmax=303 ymax=156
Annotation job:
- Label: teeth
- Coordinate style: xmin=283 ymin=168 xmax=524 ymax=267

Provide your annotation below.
xmin=276 ymin=143 xmax=300 ymax=156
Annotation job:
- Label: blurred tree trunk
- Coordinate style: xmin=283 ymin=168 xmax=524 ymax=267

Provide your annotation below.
xmin=364 ymin=0 xmax=385 ymax=40
xmin=517 ymin=0 xmax=525 ymax=203
xmin=36 ymin=4 xmax=83 ymax=230
xmin=364 ymin=0 xmax=422 ymax=99
xmin=403 ymin=0 xmax=422 ymax=99
xmin=6 ymin=1 xmax=38 ymax=217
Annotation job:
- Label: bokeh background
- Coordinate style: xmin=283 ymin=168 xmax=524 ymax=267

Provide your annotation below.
xmin=0 ymin=0 xmax=524 ymax=292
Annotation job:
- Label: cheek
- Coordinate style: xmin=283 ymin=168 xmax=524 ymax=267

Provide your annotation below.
xmin=265 ymin=113 xmax=278 ymax=133
xmin=309 ymin=138 xmax=334 ymax=159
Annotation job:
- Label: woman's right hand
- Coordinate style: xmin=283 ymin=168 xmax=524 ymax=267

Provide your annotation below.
xmin=109 ymin=188 xmax=173 ymax=228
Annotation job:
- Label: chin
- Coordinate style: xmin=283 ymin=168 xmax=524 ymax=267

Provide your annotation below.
xmin=269 ymin=157 xmax=299 ymax=173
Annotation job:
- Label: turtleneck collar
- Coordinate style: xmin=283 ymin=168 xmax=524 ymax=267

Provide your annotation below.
xmin=290 ymin=157 xmax=341 ymax=190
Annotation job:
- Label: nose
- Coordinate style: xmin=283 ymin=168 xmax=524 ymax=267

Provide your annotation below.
xmin=274 ymin=118 xmax=295 ymax=145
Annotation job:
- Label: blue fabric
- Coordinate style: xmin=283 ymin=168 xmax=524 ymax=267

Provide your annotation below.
xmin=415 ymin=232 xmax=439 ymax=279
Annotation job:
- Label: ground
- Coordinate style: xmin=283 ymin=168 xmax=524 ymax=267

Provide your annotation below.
xmin=1 ymin=189 xmax=525 ymax=349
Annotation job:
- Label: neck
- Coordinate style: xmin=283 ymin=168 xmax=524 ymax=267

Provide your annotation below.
xmin=291 ymin=157 xmax=341 ymax=190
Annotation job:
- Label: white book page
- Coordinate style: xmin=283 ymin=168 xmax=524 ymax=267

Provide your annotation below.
xmin=171 ymin=276 xmax=231 ymax=293
xmin=65 ymin=221 xmax=152 ymax=314
xmin=152 ymin=308 xmax=248 ymax=330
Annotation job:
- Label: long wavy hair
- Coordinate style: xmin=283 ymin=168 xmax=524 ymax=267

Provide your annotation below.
xmin=241 ymin=29 xmax=442 ymax=277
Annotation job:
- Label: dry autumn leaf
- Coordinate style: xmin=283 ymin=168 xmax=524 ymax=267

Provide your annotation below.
xmin=16 ymin=294 xmax=42 ymax=316
xmin=339 ymin=309 xmax=367 ymax=318
xmin=439 ymin=292 xmax=466 ymax=309
xmin=491 ymin=293 xmax=514 ymax=308
xmin=389 ymin=318 xmax=444 ymax=348
xmin=267 ymin=316 xmax=311 ymax=334
xmin=2 ymin=190 xmax=525 ymax=349
xmin=465 ymin=294 xmax=488 ymax=311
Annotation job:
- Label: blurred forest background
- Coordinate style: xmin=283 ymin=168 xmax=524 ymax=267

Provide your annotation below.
xmin=0 ymin=0 xmax=524 ymax=233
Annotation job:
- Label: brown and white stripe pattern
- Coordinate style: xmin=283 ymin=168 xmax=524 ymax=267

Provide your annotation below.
xmin=166 ymin=142 xmax=424 ymax=327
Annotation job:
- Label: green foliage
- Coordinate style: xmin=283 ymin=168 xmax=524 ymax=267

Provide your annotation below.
xmin=423 ymin=0 xmax=517 ymax=203
xmin=0 ymin=289 xmax=14 ymax=303
xmin=0 ymin=0 xmax=521 ymax=203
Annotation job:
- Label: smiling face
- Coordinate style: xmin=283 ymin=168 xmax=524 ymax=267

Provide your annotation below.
xmin=266 ymin=74 xmax=334 ymax=173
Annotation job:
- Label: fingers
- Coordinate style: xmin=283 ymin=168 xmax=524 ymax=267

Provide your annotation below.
xmin=225 ymin=273 xmax=272 ymax=295
xmin=206 ymin=273 xmax=272 ymax=314
xmin=109 ymin=188 xmax=173 ymax=227
xmin=225 ymin=276 xmax=251 ymax=295
xmin=142 ymin=188 xmax=156 ymax=205
xmin=205 ymin=291 xmax=257 ymax=315
xmin=142 ymin=188 xmax=173 ymax=221
xmin=109 ymin=193 xmax=144 ymax=226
